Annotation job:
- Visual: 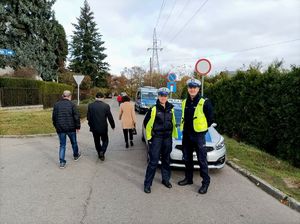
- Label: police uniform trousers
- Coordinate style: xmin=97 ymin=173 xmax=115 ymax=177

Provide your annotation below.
xmin=182 ymin=132 xmax=210 ymax=186
xmin=144 ymin=136 xmax=172 ymax=188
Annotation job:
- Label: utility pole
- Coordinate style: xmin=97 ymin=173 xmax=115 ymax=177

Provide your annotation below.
xmin=149 ymin=57 xmax=152 ymax=86
xmin=147 ymin=28 xmax=163 ymax=76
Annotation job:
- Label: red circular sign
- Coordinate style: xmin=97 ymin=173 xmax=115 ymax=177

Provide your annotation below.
xmin=195 ymin=58 xmax=212 ymax=76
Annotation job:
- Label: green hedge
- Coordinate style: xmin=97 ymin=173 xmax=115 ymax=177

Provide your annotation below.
xmin=77 ymin=104 xmax=88 ymax=119
xmin=205 ymin=66 xmax=300 ymax=167
xmin=0 ymin=77 xmax=73 ymax=108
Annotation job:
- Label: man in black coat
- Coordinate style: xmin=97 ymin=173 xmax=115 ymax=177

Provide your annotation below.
xmin=87 ymin=92 xmax=115 ymax=161
xmin=52 ymin=90 xmax=81 ymax=169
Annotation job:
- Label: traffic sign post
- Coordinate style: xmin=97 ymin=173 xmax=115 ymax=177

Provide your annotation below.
xmin=73 ymin=74 xmax=85 ymax=105
xmin=168 ymin=72 xmax=177 ymax=82
xmin=195 ymin=58 xmax=212 ymax=96
xmin=167 ymin=81 xmax=176 ymax=99
xmin=167 ymin=72 xmax=177 ymax=99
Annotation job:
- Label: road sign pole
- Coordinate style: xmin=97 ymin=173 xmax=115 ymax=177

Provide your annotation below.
xmin=73 ymin=75 xmax=85 ymax=106
xmin=76 ymin=87 xmax=78 ymax=105
xmin=201 ymin=75 xmax=204 ymax=97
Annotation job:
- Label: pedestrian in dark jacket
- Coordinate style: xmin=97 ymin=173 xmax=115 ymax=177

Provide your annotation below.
xmin=52 ymin=90 xmax=81 ymax=169
xmin=87 ymin=92 xmax=115 ymax=161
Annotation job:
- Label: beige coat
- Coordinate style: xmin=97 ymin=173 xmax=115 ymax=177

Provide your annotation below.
xmin=119 ymin=102 xmax=136 ymax=129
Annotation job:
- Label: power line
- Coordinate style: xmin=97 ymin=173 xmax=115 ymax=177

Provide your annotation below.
xmin=159 ymin=0 xmax=178 ymax=36
xmin=147 ymin=28 xmax=163 ymax=74
xmin=168 ymin=0 xmax=210 ymax=44
xmin=209 ymin=38 xmax=300 ymax=57
xmin=155 ymin=0 xmax=166 ymax=29
xmin=163 ymin=0 xmax=191 ymax=39
xmin=161 ymin=38 xmax=300 ymax=62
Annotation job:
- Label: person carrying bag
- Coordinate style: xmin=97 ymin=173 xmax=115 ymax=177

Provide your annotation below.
xmin=119 ymin=95 xmax=136 ymax=148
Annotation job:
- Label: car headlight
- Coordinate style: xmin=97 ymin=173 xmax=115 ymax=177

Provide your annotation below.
xmin=216 ymin=139 xmax=225 ymax=150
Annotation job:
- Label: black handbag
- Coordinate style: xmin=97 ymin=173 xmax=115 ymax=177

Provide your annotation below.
xmin=132 ymin=128 xmax=137 ymax=135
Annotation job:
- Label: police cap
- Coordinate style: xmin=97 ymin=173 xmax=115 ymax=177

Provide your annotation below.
xmin=157 ymin=87 xmax=170 ymax=96
xmin=186 ymin=78 xmax=201 ymax=88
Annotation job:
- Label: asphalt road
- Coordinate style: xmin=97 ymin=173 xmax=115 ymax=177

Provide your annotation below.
xmin=0 ymin=99 xmax=299 ymax=224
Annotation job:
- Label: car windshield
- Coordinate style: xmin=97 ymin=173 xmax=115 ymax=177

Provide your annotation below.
xmin=141 ymin=92 xmax=157 ymax=99
xmin=173 ymin=102 xmax=182 ymax=125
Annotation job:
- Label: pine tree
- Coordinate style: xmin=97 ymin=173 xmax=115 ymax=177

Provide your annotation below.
xmin=52 ymin=20 xmax=68 ymax=73
xmin=69 ymin=0 xmax=109 ymax=87
xmin=0 ymin=0 xmax=66 ymax=80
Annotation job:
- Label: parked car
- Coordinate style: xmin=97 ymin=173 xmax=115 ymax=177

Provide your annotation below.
xmin=142 ymin=99 xmax=226 ymax=169
xmin=135 ymin=86 xmax=158 ymax=114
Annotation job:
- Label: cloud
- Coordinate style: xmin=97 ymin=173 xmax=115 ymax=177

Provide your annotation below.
xmin=53 ymin=0 xmax=300 ymax=75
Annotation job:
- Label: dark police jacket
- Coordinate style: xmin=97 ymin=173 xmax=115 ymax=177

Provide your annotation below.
xmin=87 ymin=100 xmax=115 ymax=134
xmin=184 ymin=93 xmax=213 ymax=135
xmin=143 ymin=100 xmax=174 ymax=138
xmin=52 ymin=98 xmax=80 ymax=133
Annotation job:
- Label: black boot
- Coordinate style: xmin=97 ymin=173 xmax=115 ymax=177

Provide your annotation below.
xmin=126 ymin=142 xmax=129 ymax=148
xmin=198 ymin=184 xmax=209 ymax=194
xmin=144 ymin=186 xmax=151 ymax=193
xmin=162 ymin=180 xmax=172 ymax=188
xmin=99 ymin=151 xmax=105 ymax=161
xmin=130 ymin=140 xmax=134 ymax=146
xmin=178 ymin=178 xmax=193 ymax=186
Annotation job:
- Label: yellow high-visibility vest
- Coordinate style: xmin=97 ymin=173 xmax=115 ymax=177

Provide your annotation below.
xmin=180 ymin=98 xmax=208 ymax=132
xmin=145 ymin=106 xmax=178 ymax=140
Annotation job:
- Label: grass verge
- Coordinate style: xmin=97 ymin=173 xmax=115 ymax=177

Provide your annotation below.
xmin=0 ymin=109 xmax=55 ymax=135
xmin=225 ymin=136 xmax=300 ymax=201
xmin=0 ymin=105 xmax=88 ymax=135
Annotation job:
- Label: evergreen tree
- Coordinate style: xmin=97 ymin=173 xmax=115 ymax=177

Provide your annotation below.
xmin=52 ymin=20 xmax=68 ymax=73
xmin=0 ymin=0 xmax=66 ymax=80
xmin=69 ymin=0 xmax=109 ymax=87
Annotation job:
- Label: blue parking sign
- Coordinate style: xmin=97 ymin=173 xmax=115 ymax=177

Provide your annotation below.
xmin=167 ymin=81 xmax=176 ymax=93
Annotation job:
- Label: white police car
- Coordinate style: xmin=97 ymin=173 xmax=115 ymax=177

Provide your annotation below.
xmin=142 ymin=99 xmax=226 ymax=169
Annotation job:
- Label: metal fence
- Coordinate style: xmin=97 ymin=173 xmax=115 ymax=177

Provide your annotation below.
xmin=0 ymin=87 xmax=40 ymax=107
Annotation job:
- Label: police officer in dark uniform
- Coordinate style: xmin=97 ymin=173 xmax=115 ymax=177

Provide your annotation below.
xmin=143 ymin=87 xmax=178 ymax=193
xmin=178 ymin=78 xmax=213 ymax=194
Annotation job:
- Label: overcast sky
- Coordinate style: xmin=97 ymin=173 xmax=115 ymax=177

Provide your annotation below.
xmin=53 ymin=0 xmax=300 ymax=76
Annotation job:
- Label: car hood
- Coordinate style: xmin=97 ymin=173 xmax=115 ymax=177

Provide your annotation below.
xmin=175 ymin=126 xmax=221 ymax=144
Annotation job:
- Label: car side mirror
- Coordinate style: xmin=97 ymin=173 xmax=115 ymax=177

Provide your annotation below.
xmin=211 ymin=123 xmax=217 ymax=127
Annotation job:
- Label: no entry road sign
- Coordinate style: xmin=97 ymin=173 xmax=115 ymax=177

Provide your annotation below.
xmin=195 ymin=58 xmax=211 ymax=76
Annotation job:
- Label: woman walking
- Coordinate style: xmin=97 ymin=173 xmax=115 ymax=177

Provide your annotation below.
xmin=119 ymin=95 xmax=136 ymax=148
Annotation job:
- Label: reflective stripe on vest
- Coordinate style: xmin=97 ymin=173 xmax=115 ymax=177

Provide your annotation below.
xmin=145 ymin=106 xmax=178 ymax=140
xmin=180 ymin=98 xmax=208 ymax=132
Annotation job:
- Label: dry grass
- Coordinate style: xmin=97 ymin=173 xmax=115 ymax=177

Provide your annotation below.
xmin=225 ymin=136 xmax=300 ymax=201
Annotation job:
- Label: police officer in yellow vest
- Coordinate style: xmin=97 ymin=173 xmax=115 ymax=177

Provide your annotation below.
xmin=178 ymin=78 xmax=213 ymax=194
xmin=143 ymin=87 xmax=178 ymax=193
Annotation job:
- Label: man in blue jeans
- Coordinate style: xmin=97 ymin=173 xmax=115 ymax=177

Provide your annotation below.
xmin=52 ymin=90 xmax=81 ymax=168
